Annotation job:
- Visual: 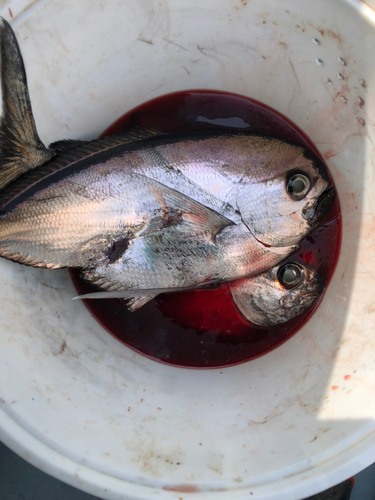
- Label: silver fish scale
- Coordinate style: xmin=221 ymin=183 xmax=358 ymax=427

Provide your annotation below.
xmin=83 ymin=225 xmax=296 ymax=291
xmin=136 ymin=145 xmax=241 ymax=223
xmin=129 ymin=135 xmax=307 ymax=224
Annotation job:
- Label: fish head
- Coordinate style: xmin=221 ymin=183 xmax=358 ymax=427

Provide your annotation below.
xmin=230 ymin=261 xmax=323 ymax=326
xmin=237 ymin=149 xmax=335 ymax=246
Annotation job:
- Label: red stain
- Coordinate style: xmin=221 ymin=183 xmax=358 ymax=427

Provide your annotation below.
xmin=263 ymin=21 xmax=266 ymax=24
xmin=324 ymin=151 xmax=336 ymax=160
xmin=318 ymin=29 xmax=325 ymax=36
xmin=295 ymin=25 xmax=300 ymax=28
xmin=344 ymin=375 xmax=351 ymax=380
xmin=332 ymin=385 xmax=339 ymax=390
xmin=157 ymin=407 xmax=162 ymax=411
xmin=326 ymin=29 xmax=342 ymax=43
xmin=8 ymin=8 xmax=13 ymax=18
xmin=310 ymin=436 xmax=317 ymax=442
xmin=163 ymin=485 xmax=200 ymax=493
xmin=351 ymin=193 xmax=355 ymax=200
xmin=304 ymin=251 xmax=312 ymax=264
xmin=350 ymin=477 xmax=355 ymax=489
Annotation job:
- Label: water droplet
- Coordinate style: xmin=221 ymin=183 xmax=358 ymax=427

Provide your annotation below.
xmin=326 ymin=78 xmax=332 ymax=85
xmin=359 ymin=78 xmax=366 ymax=88
xmin=337 ymin=73 xmax=344 ymax=80
xmin=338 ymin=57 xmax=346 ymax=65
xmin=358 ymin=118 xmax=365 ymax=126
xmin=312 ymin=38 xmax=320 ymax=45
xmin=340 ymin=95 xmax=347 ymax=104
xmin=316 ymin=58 xmax=323 ymax=66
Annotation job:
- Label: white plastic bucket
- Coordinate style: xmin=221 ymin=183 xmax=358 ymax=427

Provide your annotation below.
xmin=0 ymin=1 xmax=374 ymax=499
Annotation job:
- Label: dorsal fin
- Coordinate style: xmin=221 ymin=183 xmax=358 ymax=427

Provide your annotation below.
xmin=49 ymin=139 xmax=87 ymax=152
xmin=48 ymin=126 xmax=161 ymax=153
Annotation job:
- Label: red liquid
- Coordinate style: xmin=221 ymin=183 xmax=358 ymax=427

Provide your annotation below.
xmin=70 ymin=90 xmax=341 ymax=368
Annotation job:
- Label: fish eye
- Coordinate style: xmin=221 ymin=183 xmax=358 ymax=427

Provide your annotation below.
xmin=287 ymin=173 xmax=311 ymax=200
xmin=277 ymin=263 xmax=304 ymax=288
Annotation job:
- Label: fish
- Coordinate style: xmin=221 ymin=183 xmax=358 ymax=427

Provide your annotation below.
xmin=229 ymin=261 xmax=323 ymax=326
xmin=75 ymin=261 xmax=323 ymax=325
xmin=0 ymin=18 xmax=334 ymax=303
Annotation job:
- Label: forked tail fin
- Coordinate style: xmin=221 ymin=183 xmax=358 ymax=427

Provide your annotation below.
xmin=0 ymin=17 xmax=54 ymax=191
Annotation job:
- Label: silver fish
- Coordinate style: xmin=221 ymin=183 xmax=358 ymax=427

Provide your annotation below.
xmin=229 ymin=262 xmax=323 ymax=326
xmin=0 ymin=19 xmax=333 ymax=302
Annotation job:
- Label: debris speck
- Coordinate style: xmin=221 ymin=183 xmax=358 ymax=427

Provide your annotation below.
xmin=316 ymin=58 xmax=323 ymax=66
xmin=337 ymin=73 xmax=344 ymax=80
xmin=326 ymin=78 xmax=332 ymax=85
xmin=358 ymin=117 xmax=365 ymax=126
xmin=340 ymin=95 xmax=347 ymax=104
xmin=312 ymin=38 xmax=320 ymax=45
xmin=359 ymin=78 xmax=366 ymax=88
xmin=358 ymin=97 xmax=364 ymax=107
xmin=338 ymin=57 xmax=346 ymax=65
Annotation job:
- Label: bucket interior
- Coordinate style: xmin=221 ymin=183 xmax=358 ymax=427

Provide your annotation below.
xmin=0 ymin=1 xmax=374 ymax=499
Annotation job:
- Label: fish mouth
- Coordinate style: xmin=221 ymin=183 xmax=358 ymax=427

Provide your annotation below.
xmin=304 ymin=186 xmax=335 ymax=227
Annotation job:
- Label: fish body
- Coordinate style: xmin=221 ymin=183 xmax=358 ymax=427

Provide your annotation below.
xmin=0 ymin=138 xmax=296 ymax=285
xmin=0 ymin=18 xmax=334 ymax=313
xmin=75 ymin=261 xmax=324 ymax=325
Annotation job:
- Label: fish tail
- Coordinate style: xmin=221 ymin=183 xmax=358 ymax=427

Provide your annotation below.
xmin=0 ymin=17 xmax=54 ymax=191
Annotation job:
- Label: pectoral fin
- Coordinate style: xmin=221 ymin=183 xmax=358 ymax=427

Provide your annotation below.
xmin=162 ymin=191 xmax=233 ymax=237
